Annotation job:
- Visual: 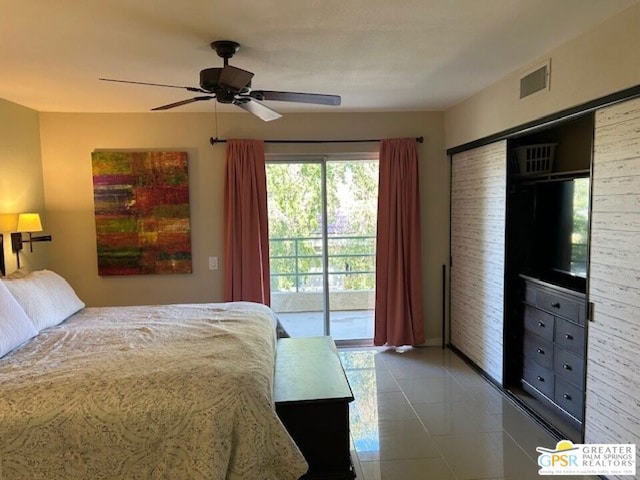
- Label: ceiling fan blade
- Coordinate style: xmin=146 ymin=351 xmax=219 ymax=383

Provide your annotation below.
xmin=151 ymin=96 xmax=215 ymax=111
xmin=100 ymin=78 xmax=208 ymax=93
xmin=249 ymin=90 xmax=341 ymax=106
xmin=234 ymin=98 xmax=282 ymax=122
xmin=219 ymin=65 xmax=254 ymax=92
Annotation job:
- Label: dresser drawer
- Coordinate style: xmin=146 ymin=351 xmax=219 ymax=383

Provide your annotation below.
xmin=523 ymin=304 xmax=554 ymax=342
xmin=523 ymin=333 xmax=554 ymax=370
xmin=555 ymin=377 xmax=584 ymax=420
xmin=536 ymin=290 xmax=585 ymax=325
xmin=554 ymin=318 xmax=585 ymax=355
xmin=523 ymin=363 xmax=554 ymax=398
xmin=554 ymin=346 xmax=585 ymax=389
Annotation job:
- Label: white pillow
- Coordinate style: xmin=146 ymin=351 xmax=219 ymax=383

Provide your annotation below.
xmin=2 ymin=270 xmax=85 ymax=331
xmin=0 ymin=279 xmax=38 ymax=358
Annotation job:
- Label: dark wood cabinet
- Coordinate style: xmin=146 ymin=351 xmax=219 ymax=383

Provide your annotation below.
xmin=520 ymin=275 xmax=587 ymax=435
xmin=274 ymin=336 xmax=355 ymax=480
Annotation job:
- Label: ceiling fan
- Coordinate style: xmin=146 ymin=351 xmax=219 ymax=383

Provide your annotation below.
xmin=100 ymin=40 xmax=341 ymax=122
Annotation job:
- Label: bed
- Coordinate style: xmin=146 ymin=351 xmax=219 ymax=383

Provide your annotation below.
xmin=0 ymin=270 xmax=308 ymax=480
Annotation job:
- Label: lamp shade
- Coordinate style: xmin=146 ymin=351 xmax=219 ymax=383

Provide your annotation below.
xmin=16 ymin=213 xmax=43 ymax=233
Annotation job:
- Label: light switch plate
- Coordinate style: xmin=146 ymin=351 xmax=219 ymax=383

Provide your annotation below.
xmin=209 ymin=256 xmax=218 ymax=270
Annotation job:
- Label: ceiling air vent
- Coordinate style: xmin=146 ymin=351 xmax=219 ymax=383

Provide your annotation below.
xmin=520 ymin=60 xmax=550 ymax=99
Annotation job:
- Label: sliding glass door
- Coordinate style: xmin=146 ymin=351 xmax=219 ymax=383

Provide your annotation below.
xmin=267 ymin=161 xmax=326 ymax=337
xmin=325 ymin=160 xmax=377 ymax=340
xmin=266 ymin=156 xmax=379 ymax=342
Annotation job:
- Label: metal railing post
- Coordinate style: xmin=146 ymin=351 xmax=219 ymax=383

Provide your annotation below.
xmin=295 ymin=238 xmax=299 ymax=292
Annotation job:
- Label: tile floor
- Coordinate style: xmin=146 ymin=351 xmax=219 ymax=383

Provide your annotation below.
xmin=338 ymin=346 xmax=598 ymax=480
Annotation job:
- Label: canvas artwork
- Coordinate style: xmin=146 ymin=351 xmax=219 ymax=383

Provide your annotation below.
xmin=91 ymin=151 xmax=192 ymax=275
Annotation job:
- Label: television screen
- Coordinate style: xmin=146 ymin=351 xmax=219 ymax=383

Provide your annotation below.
xmin=561 ymin=177 xmax=589 ymax=277
xmin=533 ymin=177 xmax=589 ymax=285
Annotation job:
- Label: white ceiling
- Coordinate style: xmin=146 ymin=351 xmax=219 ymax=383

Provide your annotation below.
xmin=0 ymin=0 xmax=637 ymax=114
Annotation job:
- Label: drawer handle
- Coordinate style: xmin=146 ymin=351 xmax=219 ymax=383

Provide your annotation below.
xmin=563 ymin=393 xmax=572 ymax=400
xmin=537 ymin=376 xmax=545 ymax=382
xmin=537 ymin=348 xmax=545 ymax=355
xmin=563 ymin=364 xmax=573 ymax=371
xmin=552 ymin=302 xmax=561 ymax=309
xmin=565 ymin=334 xmax=574 ymax=340
xmin=538 ymin=321 xmax=546 ymax=328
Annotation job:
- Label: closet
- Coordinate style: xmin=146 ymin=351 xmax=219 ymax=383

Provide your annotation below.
xmin=504 ymin=114 xmax=593 ymax=442
xmin=449 ymin=92 xmax=640 ymax=450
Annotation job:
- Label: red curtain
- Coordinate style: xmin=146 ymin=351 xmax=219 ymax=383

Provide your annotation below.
xmin=224 ymin=139 xmax=271 ymax=305
xmin=374 ymin=138 xmax=425 ymax=346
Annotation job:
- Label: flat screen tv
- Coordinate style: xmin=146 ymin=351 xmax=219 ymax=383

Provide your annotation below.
xmin=531 ymin=176 xmax=589 ymax=290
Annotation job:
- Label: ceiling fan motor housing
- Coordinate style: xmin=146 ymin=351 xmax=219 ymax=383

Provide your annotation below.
xmin=199 ymin=67 xmax=251 ymax=103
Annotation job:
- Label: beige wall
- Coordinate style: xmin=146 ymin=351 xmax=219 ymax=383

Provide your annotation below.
xmin=9 ymin=3 xmax=639 ymax=347
xmin=445 ymin=2 xmax=640 ymax=148
xmin=0 ymin=98 xmax=48 ymax=273
xmin=39 ymin=110 xmax=448 ymax=344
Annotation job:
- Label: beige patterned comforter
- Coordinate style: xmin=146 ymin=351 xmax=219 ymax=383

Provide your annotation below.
xmin=0 ymin=302 xmax=308 ymax=480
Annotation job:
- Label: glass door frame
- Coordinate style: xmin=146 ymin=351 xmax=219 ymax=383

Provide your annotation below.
xmin=266 ymin=152 xmax=379 ymax=341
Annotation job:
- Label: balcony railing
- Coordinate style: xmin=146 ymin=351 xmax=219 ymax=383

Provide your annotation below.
xmin=269 ymin=235 xmax=375 ymax=293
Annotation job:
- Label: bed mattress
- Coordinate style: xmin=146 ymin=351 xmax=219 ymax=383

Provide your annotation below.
xmin=0 ymin=302 xmax=307 ymax=480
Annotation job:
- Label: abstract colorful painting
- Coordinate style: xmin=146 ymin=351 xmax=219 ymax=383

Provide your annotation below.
xmin=91 ymin=151 xmax=192 ymax=275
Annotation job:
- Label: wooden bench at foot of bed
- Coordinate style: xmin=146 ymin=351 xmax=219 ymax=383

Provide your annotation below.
xmin=274 ymin=336 xmax=356 ymax=480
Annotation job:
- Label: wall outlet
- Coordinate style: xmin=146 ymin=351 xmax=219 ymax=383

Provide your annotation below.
xmin=208 ymin=256 xmax=218 ymax=270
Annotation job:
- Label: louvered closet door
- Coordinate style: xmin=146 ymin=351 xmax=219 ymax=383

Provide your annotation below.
xmin=450 ymin=141 xmax=507 ymax=383
xmin=585 ymin=97 xmax=640 ymax=453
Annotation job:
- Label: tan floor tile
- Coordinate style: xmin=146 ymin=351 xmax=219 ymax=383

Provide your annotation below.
xmin=351 ymin=419 xmax=440 ymax=461
xmin=359 ymin=458 xmax=457 ymax=480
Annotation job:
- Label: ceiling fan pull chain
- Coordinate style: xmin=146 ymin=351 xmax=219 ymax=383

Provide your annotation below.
xmin=214 ymin=102 xmax=219 ymax=139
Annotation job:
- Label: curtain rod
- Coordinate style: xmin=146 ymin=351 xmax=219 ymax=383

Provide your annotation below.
xmin=209 ymin=136 xmax=424 ymax=145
